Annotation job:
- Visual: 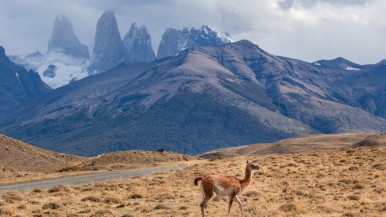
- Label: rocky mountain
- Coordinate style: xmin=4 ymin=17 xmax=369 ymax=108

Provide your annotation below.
xmin=313 ymin=57 xmax=363 ymax=71
xmin=87 ymin=10 xmax=124 ymax=75
xmin=48 ymin=15 xmax=89 ymax=59
xmin=157 ymin=25 xmax=232 ymax=59
xmin=123 ymin=23 xmax=156 ymax=62
xmin=10 ymin=15 xmax=90 ymax=89
xmin=0 ymin=46 xmax=50 ymax=112
xmin=1 ymin=40 xmax=385 ymax=156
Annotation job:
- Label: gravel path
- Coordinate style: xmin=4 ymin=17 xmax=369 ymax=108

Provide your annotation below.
xmin=0 ymin=164 xmax=185 ymax=194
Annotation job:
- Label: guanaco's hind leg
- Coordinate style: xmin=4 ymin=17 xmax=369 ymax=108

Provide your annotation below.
xmin=200 ymin=183 xmax=213 ymax=217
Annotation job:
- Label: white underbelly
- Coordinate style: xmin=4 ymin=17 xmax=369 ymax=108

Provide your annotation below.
xmin=214 ymin=182 xmax=233 ymax=196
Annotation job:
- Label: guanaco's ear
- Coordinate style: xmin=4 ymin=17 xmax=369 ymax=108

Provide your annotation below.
xmin=246 ymin=160 xmax=249 ymax=164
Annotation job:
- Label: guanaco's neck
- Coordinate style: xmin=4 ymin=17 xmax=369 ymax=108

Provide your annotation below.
xmin=240 ymin=166 xmax=253 ymax=190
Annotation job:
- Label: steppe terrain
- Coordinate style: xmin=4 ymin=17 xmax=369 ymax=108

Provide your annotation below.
xmin=0 ymin=133 xmax=385 ymax=216
xmin=0 ymin=134 xmax=193 ymax=184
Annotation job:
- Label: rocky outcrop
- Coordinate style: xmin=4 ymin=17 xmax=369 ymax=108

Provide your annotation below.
xmin=48 ymin=15 xmax=89 ymax=59
xmin=87 ymin=11 xmax=124 ymax=75
xmin=123 ymin=23 xmax=155 ymax=63
xmin=157 ymin=25 xmax=232 ymax=59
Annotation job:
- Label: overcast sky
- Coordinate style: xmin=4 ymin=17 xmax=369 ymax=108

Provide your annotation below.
xmin=1 ymin=0 xmax=386 ymax=64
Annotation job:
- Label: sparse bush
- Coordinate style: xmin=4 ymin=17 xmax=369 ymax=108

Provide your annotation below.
xmin=2 ymin=192 xmax=23 ymax=203
xmin=91 ymin=210 xmax=113 ymax=216
xmin=42 ymin=202 xmax=60 ymax=210
xmin=338 ymin=179 xmax=352 ymax=185
xmin=81 ymin=196 xmax=101 ymax=202
xmin=347 ymin=195 xmax=360 ymax=201
xmin=154 ymin=204 xmax=169 ymax=210
xmin=103 ymin=197 xmax=121 ymax=204
xmin=279 ymin=203 xmax=298 ymax=212
xmin=353 ymin=139 xmax=380 ymax=148
xmin=155 ymin=193 xmax=174 ymax=200
xmin=352 ymin=184 xmax=364 ymax=190
xmin=209 ymin=155 xmax=222 ymax=161
xmin=179 ymin=206 xmax=188 ymax=210
xmin=31 ymin=189 xmax=42 ymax=193
xmin=372 ymin=163 xmax=383 ymax=169
xmin=286 ymin=162 xmax=298 ymax=167
xmin=128 ymin=194 xmax=143 ymax=199
xmin=17 ymin=204 xmax=26 ymax=210
xmin=244 ymin=190 xmax=260 ymax=198
xmin=343 ymin=212 xmax=359 ymax=217
xmin=47 ymin=185 xmax=71 ymax=193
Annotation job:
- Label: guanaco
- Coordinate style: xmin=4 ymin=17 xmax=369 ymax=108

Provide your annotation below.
xmin=194 ymin=160 xmax=260 ymax=217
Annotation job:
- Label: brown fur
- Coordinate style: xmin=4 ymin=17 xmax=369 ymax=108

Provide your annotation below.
xmin=194 ymin=176 xmax=203 ymax=186
xmin=195 ymin=161 xmax=259 ymax=217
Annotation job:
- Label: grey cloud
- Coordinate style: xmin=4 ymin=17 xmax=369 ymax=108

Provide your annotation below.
xmin=0 ymin=0 xmax=385 ymax=65
xmin=278 ymin=0 xmax=369 ymax=10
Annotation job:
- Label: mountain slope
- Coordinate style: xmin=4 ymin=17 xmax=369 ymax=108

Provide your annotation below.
xmin=1 ymin=40 xmax=385 ymax=156
xmin=0 ymin=46 xmax=50 ymax=112
xmin=201 ymin=133 xmax=386 ymax=157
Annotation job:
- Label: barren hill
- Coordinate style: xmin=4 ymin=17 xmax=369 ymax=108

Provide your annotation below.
xmin=63 ymin=150 xmax=195 ymax=171
xmin=0 ymin=134 xmax=196 ymax=184
xmin=201 ymin=133 xmax=386 ymax=158
xmin=0 ymin=134 xmax=84 ymax=174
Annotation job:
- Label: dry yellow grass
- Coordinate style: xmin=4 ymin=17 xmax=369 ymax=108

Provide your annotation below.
xmin=0 ymin=146 xmax=384 ymax=217
xmin=63 ymin=150 xmax=194 ymax=172
xmin=202 ymin=133 xmax=386 ymax=158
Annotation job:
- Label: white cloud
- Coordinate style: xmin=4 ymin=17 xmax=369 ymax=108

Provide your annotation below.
xmin=0 ymin=0 xmax=385 ymax=64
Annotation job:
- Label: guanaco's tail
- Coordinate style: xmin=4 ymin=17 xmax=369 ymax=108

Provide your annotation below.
xmin=194 ymin=176 xmax=203 ymax=186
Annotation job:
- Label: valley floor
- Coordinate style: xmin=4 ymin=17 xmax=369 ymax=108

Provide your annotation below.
xmin=0 ymin=146 xmax=385 ymax=216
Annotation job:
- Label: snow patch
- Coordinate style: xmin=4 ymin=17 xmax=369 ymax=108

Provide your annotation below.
xmin=346 ymin=66 xmax=360 ymax=71
xmin=37 ymin=62 xmax=87 ymax=89
xmin=217 ymin=32 xmax=233 ymax=43
xmin=12 ymin=51 xmax=88 ymax=89
xmin=314 ymin=62 xmax=321 ymax=66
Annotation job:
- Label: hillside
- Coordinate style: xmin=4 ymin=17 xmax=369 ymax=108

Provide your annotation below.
xmin=0 ymin=134 xmax=84 ymax=181
xmin=1 ymin=40 xmax=386 ymax=156
xmin=201 ymin=133 xmax=386 ymax=158
xmin=61 ymin=150 xmax=194 ymax=171
xmin=0 ymin=134 xmax=196 ymax=184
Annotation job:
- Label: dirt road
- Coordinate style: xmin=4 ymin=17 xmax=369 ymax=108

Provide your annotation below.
xmin=0 ymin=165 xmax=185 ymax=194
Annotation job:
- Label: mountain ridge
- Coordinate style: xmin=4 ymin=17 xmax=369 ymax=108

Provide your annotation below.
xmin=1 ymin=40 xmax=385 ymax=156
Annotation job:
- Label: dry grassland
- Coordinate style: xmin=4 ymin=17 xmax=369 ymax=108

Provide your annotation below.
xmin=0 ymin=146 xmax=384 ymax=217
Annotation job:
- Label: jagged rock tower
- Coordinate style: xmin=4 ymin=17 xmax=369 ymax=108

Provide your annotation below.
xmin=123 ymin=23 xmax=155 ymax=62
xmin=157 ymin=25 xmax=232 ymax=59
xmin=48 ymin=15 xmax=89 ymax=59
xmin=87 ymin=10 xmax=124 ymax=75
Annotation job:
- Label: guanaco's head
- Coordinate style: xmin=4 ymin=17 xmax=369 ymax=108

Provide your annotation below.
xmin=246 ymin=160 xmax=260 ymax=171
